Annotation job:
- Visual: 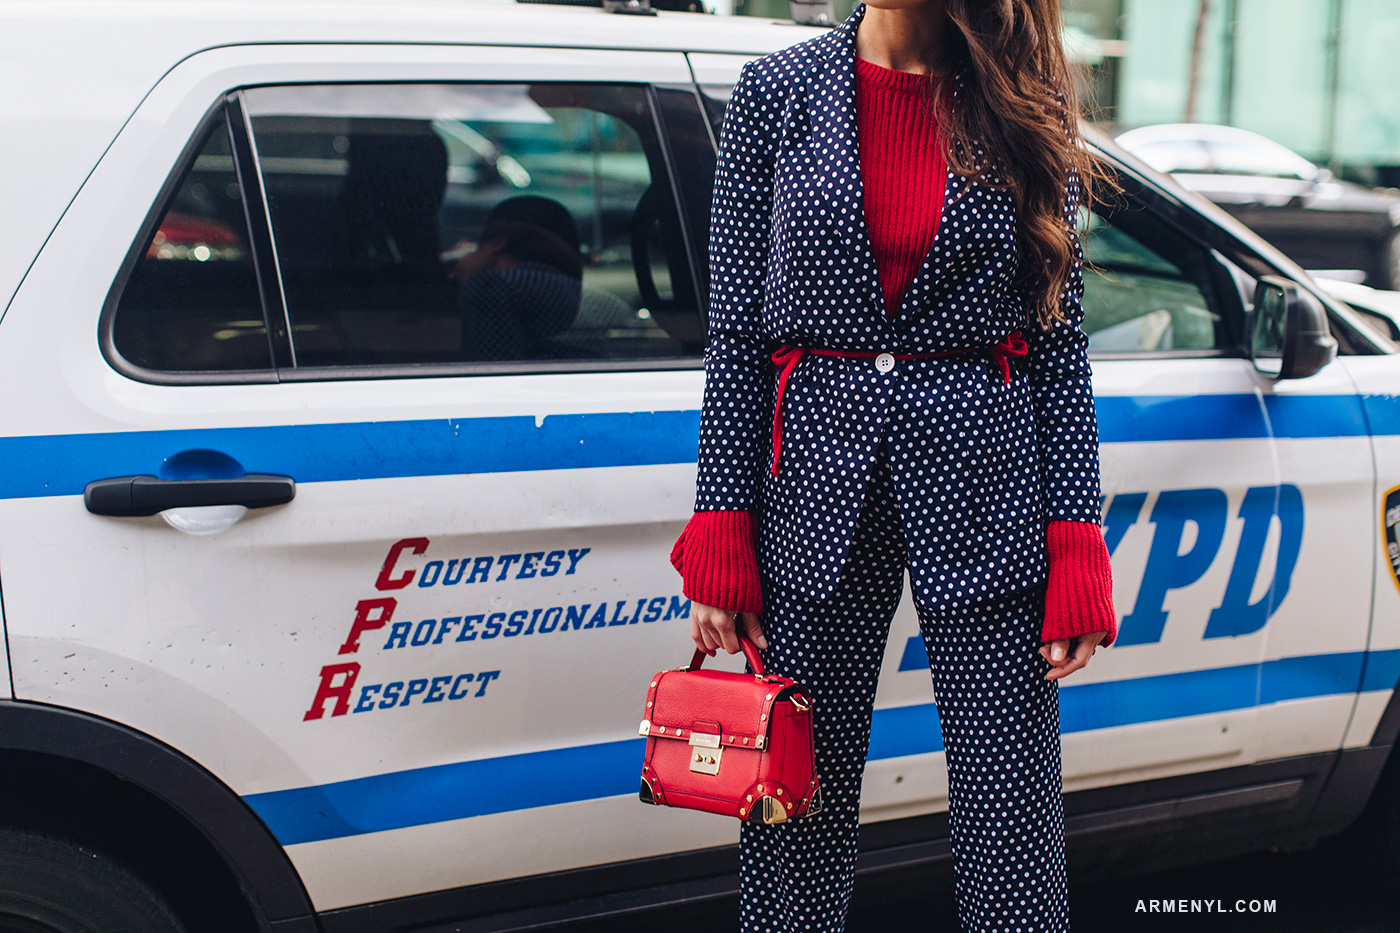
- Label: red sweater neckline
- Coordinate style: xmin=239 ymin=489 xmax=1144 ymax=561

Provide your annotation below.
xmin=854 ymin=56 xmax=943 ymax=95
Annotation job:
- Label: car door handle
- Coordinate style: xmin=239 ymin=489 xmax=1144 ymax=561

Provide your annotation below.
xmin=84 ymin=474 xmax=296 ymax=517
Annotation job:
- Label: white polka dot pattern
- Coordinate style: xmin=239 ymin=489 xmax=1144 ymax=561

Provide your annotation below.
xmin=694 ymin=0 xmax=1103 ymax=611
xmin=741 ymin=450 xmax=1068 ymax=933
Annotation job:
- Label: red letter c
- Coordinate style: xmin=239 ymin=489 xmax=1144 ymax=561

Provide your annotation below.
xmin=377 ymin=537 xmax=429 ymax=591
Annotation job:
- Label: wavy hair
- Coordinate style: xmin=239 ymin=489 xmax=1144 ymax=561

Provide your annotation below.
xmin=930 ymin=0 xmax=1113 ymax=327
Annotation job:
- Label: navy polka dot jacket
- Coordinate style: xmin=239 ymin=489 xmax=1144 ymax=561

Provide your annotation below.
xmin=693 ymin=2 xmax=1107 ymax=621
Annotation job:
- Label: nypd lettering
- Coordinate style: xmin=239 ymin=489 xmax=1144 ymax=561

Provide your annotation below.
xmin=898 ymin=483 xmax=1309 ymax=669
xmin=1112 ymin=484 xmax=1304 ymax=646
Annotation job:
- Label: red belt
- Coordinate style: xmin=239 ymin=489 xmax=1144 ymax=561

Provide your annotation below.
xmin=767 ymin=332 xmax=1028 ymax=477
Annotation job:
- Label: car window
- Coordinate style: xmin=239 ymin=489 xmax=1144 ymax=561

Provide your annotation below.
xmin=242 ymin=83 xmax=699 ymax=368
xmin=1079 ymin=200 xmax=1226 ymax=353
xmin=111 ymin=113 xmax=272 ymax=374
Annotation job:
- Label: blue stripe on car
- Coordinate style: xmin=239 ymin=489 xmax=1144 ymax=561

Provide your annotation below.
xmin=0 ymin=394 xmax=1390 ymax=501
xmin=244 ymin=648 xmax=1400 ymax=846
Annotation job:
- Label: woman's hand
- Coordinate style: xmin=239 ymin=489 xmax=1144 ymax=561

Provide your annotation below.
xmin=1039 ymin=631 xmax=1105 ymax=681
xmin=691 ymin=601 xmax=768 ymax=657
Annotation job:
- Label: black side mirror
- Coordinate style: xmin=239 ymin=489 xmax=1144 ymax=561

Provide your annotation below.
xmin=1249 ymin=275 xmax=1337 ymax=379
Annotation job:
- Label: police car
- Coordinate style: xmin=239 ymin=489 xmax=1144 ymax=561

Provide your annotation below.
xmin=2 ymin=1 xmax=1399 ymax=931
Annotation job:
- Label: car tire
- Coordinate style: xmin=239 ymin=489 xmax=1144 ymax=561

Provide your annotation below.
xmin=0 ymin=827 xmax=187 ymax=933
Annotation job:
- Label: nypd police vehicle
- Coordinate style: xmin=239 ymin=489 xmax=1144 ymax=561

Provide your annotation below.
xmin=3 ymin=1 xmax=1400 ymax=931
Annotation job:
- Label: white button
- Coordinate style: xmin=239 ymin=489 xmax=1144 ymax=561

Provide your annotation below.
xmin=875 ymin=353 xmax=896 ymax=373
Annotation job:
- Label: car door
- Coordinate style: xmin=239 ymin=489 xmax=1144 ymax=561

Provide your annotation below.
xmin=0 ymin=42 xmax=735 ymax=912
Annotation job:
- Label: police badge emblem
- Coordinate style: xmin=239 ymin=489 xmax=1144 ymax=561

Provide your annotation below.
xmin=1385 ymin=486 xmax=1400 ymax=593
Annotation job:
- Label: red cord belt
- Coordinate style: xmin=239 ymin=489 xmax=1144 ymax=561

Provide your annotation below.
xmin=767 ymin=332 xmax=1029 ymax=477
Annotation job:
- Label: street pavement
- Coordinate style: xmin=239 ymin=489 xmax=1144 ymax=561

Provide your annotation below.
xmin=565 ymin=825 xmax=1397 ymax=932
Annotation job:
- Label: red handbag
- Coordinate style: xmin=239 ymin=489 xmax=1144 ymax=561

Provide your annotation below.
xmin=638 ymin=635 xmax=821 ymax=824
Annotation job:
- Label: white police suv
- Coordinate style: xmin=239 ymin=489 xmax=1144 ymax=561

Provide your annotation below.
xmin=3 ymin=2 xmax=1399 ymax=931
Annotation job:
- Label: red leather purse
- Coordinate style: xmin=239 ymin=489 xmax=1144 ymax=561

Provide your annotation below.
xmin=638 ymin=636 xmax=821 ymax=824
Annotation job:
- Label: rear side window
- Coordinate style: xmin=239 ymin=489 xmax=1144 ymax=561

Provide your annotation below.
xmin=112 ymin=114 xmax=271 ymax=373
xmin=107 ymin=82 xmax=704 ymax=381
xmin=246 ymin=83 xmax=699 ymax=369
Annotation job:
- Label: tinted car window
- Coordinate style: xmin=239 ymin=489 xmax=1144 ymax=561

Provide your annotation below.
xmin=112 ymin=113 xmax=271 ymax=373
xmin=1079 ymin=201 xmax=1225 ymax=353
xmin=243 ymin=83 xmax=700 ymax=368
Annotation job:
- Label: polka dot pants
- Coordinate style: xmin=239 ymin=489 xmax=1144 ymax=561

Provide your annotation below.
xmin=740 ymin=448 xmax=1069 ymax=932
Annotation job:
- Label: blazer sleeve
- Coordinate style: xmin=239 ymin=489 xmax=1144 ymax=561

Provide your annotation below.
xmin=1020 ymin=172 xmax=1102 ymax=526
xmin=693 ymin=60 xmax=777 ymax=513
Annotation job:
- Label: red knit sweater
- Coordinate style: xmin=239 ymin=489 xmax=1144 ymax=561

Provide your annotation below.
xmin=853 ymin=56 xmax=947 ymax=317
xmin=672 ymin=56 xmax=1117 ymax=647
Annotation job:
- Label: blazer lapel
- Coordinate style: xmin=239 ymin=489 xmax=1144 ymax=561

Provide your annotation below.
xmin=809 ymin=2 xmax=891 ymax=330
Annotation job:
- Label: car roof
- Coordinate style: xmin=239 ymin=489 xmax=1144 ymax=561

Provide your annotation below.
xmin=1116 ymin=122 xmax=1300 ymax=152
xmin=0 ymin=0 xmax=818 ymax=62
xmin=0 ymin=0 xmax=819 ymax=316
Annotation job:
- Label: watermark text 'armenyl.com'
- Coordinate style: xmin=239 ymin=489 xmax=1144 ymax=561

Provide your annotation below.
xmin=1135 ymin=899 xmax=1277 ymax=914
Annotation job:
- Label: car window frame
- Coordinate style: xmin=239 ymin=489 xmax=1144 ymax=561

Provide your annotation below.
xmin=99 ymin=98 xmax=283 ymax=384
xmin=101 ymin=78 xmax=711 ymax=386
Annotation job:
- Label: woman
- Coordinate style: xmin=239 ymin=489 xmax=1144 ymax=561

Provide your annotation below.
xmin=667 ymin=0 xmax=1117 ymax=930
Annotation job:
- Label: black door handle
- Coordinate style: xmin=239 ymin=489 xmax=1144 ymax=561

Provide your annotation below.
xmin=84 ymin=474 xmax=296 ymax=517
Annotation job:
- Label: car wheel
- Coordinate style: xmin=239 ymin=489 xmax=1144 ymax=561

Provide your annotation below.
xmin=0 ymin=827 xmax=187 ymax=933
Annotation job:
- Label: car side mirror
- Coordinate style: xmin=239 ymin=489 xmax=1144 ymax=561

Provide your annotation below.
xmin=1249 ymin=275 xmax=1337 ymax=379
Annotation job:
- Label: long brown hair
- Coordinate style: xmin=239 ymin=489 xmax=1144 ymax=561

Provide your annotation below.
xmin=931 ymin=0 xmax=1111 ymax=328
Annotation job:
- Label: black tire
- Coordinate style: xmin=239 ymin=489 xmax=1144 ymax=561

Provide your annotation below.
xmin=0 ymin=827 xmax=186 ymax=933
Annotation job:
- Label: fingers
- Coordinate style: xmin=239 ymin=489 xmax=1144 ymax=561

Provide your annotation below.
xmin=1039 ymin=639 xmax=1068 ymax=666
xmin=1044 ymin=632 xmax=1105 ymax=681
xmin=740 ymin=612 xmax=769 ymax=650
xmin=689 ymin=615 xmax=715 ymax=657
xmin=691 ymin=602 xmax=739 ymax=655
xmin=716 ymin=612 xmax=741 ymax=654
xmin=690 ymin=604 xmax=769 ymax=656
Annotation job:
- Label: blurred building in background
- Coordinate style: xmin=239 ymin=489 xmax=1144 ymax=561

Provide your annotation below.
xmin=728 ymin=0 xmax=1400 ymax=187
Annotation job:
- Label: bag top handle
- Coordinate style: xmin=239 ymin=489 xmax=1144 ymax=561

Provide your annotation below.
xmin=687 ymin=634 xmax=765 ymax=676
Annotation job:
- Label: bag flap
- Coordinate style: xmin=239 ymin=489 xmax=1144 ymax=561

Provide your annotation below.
xmin=643 ymin=668 xmax=798 ymax=745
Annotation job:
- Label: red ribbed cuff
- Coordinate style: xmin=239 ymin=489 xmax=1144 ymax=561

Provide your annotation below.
xmin=1043 ymin=520 xmax=1117 ymax=647
xmin=669 ymin=510 xmax=764 ymax=614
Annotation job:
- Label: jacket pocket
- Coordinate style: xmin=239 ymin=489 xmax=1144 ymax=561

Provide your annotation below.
xmin=962 ymin=376 xmax=1043 ymax=529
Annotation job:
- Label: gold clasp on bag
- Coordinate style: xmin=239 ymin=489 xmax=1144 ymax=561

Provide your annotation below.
xmin=748 ymin=795 xmax=787 ymax=824
xmin=689 ymin=732 xmax=722 ymax=775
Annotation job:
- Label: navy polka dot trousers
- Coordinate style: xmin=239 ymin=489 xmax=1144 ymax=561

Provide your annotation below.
xmin=741 ymin=448 xmax=1069 ymax=933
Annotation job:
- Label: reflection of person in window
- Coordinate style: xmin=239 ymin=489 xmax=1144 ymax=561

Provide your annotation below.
xmin=448 ymin=196 xmax=582 ymax=361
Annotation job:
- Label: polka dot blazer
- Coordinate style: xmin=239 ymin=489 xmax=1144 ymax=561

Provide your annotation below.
xmin=694 ymin=2 xmax=1106 ymax=617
